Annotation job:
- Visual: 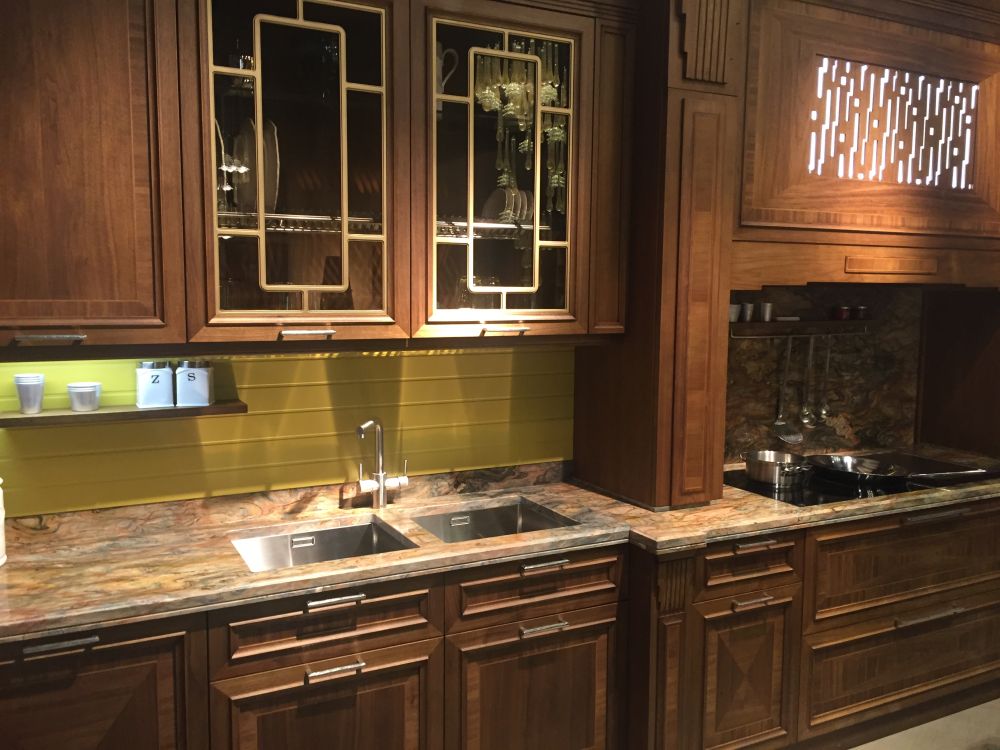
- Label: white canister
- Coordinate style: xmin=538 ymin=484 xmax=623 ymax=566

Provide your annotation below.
xmin=176 ymin=360 xmax=214 ymax=407
xmin=136 ymin=361 xmax=175 ymax=408
xmin=0 ymin=478 xmax=6 ymax=567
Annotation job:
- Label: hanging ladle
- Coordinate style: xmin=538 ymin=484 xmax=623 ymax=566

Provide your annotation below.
xmin=773 ymin=337 xmax=804 ymax=445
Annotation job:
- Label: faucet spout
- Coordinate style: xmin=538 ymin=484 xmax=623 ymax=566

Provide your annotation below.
xmin=356 ymin=418 xmax=386 ymax=508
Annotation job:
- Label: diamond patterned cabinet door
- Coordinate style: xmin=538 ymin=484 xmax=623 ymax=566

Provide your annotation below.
xmin=0 ymin=618 xmax=207 ymax=750
xmin=687 ymin=584 xmax=802 ymax=750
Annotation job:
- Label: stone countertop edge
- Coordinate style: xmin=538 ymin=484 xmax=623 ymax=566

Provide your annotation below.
xmin=2 ymin=476 xmax=1000 ymax=643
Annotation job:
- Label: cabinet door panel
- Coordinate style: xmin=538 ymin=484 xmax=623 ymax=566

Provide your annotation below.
xmin=0 ymin=617 xmax=207 ymax=750
xmin=0 ymin=0 xmax=186 ymax=344
xmin=685 ymin=584 xmax=801 ymax=750
xmin=445 ymin=603 xmax=619 ymax=750
xmin=211 ymin=639 xmax=443 ymax=750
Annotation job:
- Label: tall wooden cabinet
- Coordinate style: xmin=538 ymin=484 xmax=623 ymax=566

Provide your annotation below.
xmin=575 ymin=0 xmax=743 ymax=509
xmin=0 ymin=0 xmax=188 ymax=346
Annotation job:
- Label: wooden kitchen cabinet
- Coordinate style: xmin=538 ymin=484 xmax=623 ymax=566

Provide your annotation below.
xmin=210 ymin=638 xmax=444 ymax=749
xmin=186 ymin=0 xmax=413 ymax=343
xmin=445 ymin=602 xmax=621 ymax=750
xmin=0 ymin=615 xmax=208 ymax=749
xmin=0 ymin=0 xmax=188 ymax=346
xmin=409 ymin=0 xmax=634 ymax=338
xmin=684 ymin=584 xmax=801 ymax=750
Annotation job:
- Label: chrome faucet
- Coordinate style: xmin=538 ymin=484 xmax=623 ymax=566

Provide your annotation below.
xmin=356 ymin=418 xmax=408 ymax=509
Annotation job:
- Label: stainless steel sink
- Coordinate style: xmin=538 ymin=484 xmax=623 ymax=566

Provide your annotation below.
xmin=412 ymin=497 xmax=578 ymax=544
xmin=232 ymin=517 xmax=416 ymax=572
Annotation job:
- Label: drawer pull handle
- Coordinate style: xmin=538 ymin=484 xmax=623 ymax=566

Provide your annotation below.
xmin=731 ymin=594 xmax=775 ymax=612
xmin=521 ymin=558 xmax=571 ymax=574
xmin=733 ymin=539 xmax=778 ymax=554
xmin=519 ymin=619 xmax=570 ymax=638
xmin=902 ymin=508 xmax=969 ymax=526
xmin=306 ymin=593 xmax=367 ymax=609
xmin=22 ymin=635 xmax=100 ymax=657
xmin=13 ymin=334 xmax=87 ymax=344
xmin=450 ymin=515 xmax=471 ymax=527
xmin=895 ymin=607 xmax=967 ymax=630
xmin=482 ymin=325 xmax=530 ymax=334
xmin=305 ymin=660 xmax=366 ymax=684
xmin=291 ymin=535 xmax=316 ymax=549
xmin=279 ymin=329 xmax=337 ymax=338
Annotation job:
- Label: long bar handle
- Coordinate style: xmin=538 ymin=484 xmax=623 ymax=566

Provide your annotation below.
xmin=895 ymin=606 xmax=966 ymax=630
xmin=733 ymin=539 xmax=779 ymax=554
xmin=481 ymin=325 xmax=530 ymax=334
xmin=306 ymin=592 xmax=367 ymax=609
xmin=521 ymin=557 xmax=570 ymax=574
xmin=519 ymin=619 xmax=569 ymax=638
xmin=13 ymin=334 xmax=87 ymax=343
xmin=23 ymin=634 xmax=100 ymax=657
xmin=902 ymin=508 xmax=969 ymax=526
xmin=304 ymin=660 xmax=366 ymax=684
xmin=731 ymin=594 xmax=775 ymax=612
xmin=279 ymin=329 xmax=337 ymax=338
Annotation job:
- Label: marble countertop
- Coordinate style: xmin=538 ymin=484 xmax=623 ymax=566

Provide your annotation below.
xmin=2 ymin=463 xmax=999 ymax=643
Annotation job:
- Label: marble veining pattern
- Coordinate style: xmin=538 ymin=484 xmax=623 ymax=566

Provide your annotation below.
xmin=1 ymin=458 xmax=999 ymax=642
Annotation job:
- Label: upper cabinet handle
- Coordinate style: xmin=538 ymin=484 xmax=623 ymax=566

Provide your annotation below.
xmin=481 ymin=325 xmax=530 ymax=335
xmin=279 ymin=329 xmax=337 ymax=338
xmin=13 ymin=334 xmax=87 ymax=344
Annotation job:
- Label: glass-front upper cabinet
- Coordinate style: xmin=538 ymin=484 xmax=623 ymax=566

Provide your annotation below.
xmin=413 ymin=2 xmax=604 ymax=337
xmin=199 ymin=0 xmax=407 ymax=340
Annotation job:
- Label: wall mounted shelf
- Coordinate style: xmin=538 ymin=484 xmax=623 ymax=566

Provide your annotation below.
xmin=0 ymin=399 xmax=248 ymax=428
xmin=729 ymin=320 xmax=872 ymax=340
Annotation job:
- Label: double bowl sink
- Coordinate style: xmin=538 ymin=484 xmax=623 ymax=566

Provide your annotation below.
xmin=232 ymin=497 xmax=578 ymax=573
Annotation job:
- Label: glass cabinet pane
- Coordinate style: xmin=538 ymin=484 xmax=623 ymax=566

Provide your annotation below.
xmin=432 ymin=20 xmax=574 ymax=319
xmin=208 ymin=0 xmax=388 ymax=317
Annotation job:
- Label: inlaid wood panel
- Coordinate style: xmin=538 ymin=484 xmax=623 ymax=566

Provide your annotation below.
xmin=798 ymin=588 xmax=1000 ymax=740
xmin=210 ymin=638 xmax=443 ymax=750
xmin=804 ymin=500 xmax=1000 ymax=631
xmin=0 ymin=0 xmax=186 ymax=343
xmin=671 ymin=0 xmax=748 ymax=94
xmin=668 ymin=91 xmax=735 ymax=505
xmin=743 ymin=0 xmax=1000 ymax=237
xmin=444 ymin=603 xmax=619 ymax=750
xmin=0 ymin=617 xmax=207 ymax=750
xmin=686 ymin=583 xmax=801 ymax=749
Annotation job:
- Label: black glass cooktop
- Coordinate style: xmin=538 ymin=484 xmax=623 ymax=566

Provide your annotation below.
xmin=723 ymin=469 xmax=903 ymax=507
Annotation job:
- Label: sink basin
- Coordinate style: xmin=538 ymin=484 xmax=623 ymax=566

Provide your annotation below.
xmin=232 ymin=517 xmax=416 ymax=572
xmin=413 ymin=497 xmax=578 ymax=544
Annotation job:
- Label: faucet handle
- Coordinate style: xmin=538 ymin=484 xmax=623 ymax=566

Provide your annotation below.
xmin=403 ymin=458 xmax=408 ymax=476
xmin=358 ymin=462 xmax=365 ymax=482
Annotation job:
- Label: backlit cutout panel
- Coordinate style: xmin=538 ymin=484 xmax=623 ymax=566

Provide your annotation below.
xmin=808 ymin=56 xmax=979 ymax=190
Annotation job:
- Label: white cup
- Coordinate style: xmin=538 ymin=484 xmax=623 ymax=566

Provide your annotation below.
xmin=761 ymin=302 xmax=774 ymax=322
xmin=67 ymin=382 xmax=102 ymax=412
xmin=740 ymin=302 xmax=755 ymax=322
xmin=14 ymin=373 xmax=45 ymax=414
xmin=728 ymin=304 xmax=741 ymax=323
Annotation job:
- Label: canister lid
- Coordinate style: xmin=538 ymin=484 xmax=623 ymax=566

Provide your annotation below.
xmin=177 ymin=360 xmax=212 ymax=369
xmin=139 ymin=361 xmax=171 ymax=369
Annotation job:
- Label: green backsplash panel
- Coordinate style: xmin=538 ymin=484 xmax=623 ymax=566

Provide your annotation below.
xmin=0 ymin=348 xmax=573 ymax=517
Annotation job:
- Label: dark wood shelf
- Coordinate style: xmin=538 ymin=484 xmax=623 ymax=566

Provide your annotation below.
xmin=0 ymin=399 xmax=248 ymax=428
xmin=730 ymin=319 xmax=873 ymax=339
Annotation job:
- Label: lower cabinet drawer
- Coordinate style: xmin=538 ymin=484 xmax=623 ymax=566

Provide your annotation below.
xmin=444 ymin=546 xmax=625 ymax=633
xmin=209 ymin=574 xmax=444 ymax=679
xmin=210 ymin=637 xmax=444 ymax=750
xmin=798 ymin=587 xmax=1000 ymax=740
xmin=694 ymin=532 xmax=803 ymax=601
xmin=444 ymin=602 xmax=621 ymax=750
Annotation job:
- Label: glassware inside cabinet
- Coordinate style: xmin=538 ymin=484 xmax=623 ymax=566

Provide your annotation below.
xmin=432 ymin=20 xmax=574 ymax=320
xmin=208 ymin=0 xmax=389 ymax=318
